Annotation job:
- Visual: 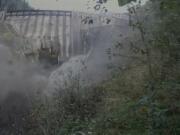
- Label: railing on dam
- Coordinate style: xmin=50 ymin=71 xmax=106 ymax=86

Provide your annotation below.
xmin=5 ymin=9 xmax=72 ymax=17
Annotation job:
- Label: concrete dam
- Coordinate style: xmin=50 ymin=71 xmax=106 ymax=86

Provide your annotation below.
xmin=0 ymin=9 xmax=122 ymax=63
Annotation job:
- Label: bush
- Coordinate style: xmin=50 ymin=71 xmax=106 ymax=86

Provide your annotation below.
xmin=25 ymin=83 xmax=104 ymax=135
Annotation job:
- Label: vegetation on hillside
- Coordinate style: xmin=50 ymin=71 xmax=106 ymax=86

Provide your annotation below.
xmin=22 ymin=0 xmax=180 ymax=135
xmin=0 ymin=0 xmax=179 ymax=135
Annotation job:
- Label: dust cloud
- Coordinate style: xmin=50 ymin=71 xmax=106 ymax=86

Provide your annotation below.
xmin=47 ymin=19 xmax=132 ymax=94
xmin=0 ymin=13 xmax=133 ymax=134
xmin=0 ymin=43 xmax=48 ymax=134
xmin=0 ymin=44 xmax=47 ymax=101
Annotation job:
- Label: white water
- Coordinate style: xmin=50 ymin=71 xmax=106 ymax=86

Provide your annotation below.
xmin=46 ymin=19 xmax=133 ymax=94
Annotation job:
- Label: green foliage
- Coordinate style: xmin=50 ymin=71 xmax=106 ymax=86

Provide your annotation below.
xmin=24 ymin=84 xmax=104 ymax=135
xmin=91 ymin=0 xmax=180 ymax=134
xmin=24 ymin=1 xmax=180 ymax=134
xmin=1 ymin=0 xmax=179 ymax=134
xmin=130 ymin=0 xmax=180 ymax=134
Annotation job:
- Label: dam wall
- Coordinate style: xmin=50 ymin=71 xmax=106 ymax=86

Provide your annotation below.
xmin=0 ymin=10 xmax=120 ymax=61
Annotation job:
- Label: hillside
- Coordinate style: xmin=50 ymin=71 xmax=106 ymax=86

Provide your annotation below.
xmin=23 ymin=1 xmax=180 ymax=134
xmin=0 ymin=0 xmax=179 ymax=135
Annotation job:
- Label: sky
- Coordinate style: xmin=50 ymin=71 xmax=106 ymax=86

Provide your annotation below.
xmin=27 ymin=0 xmax=149 ymax=13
